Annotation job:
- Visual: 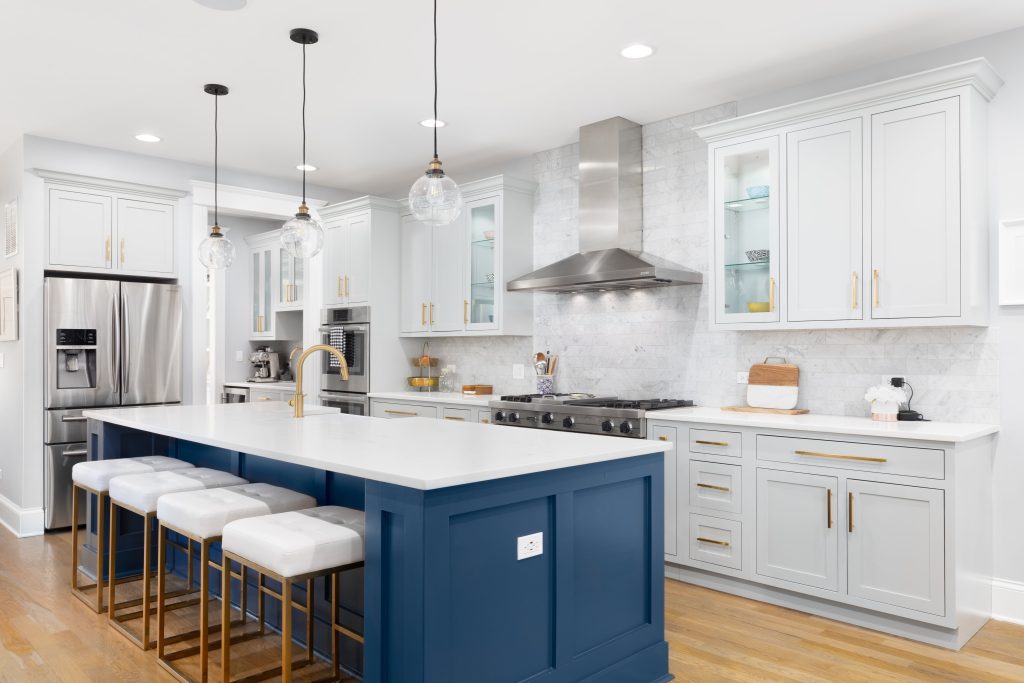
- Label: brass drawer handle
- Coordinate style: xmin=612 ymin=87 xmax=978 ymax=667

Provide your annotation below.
xmin=120 ymin=238 xmax=125 ymax=265
xmin=848 ymin=492 xmax=854 ymax=533
xmin=480 ymin=419 xmax=490 ymax=424
xmin=384 ymin=409 xmax=418 ymax=417
xmin=872 ymin=269 xmax=880 ymax=307
xmin=444 ymin=416 xmax=465 ymax=421
xmin=827 ymin=488 xmax=833 ymax=529
xmin=463 ymin=299 xmax=468 ymax=325
xmin=696 ymin=482 xmax=730 ymax=492
xmin=256 ymin=397 xmax=272 ymax=402
xmin=658 ymin=435 xmax=669 ymax=441
xmin=696 ymin=537 xmax=730 ymax=547
xmin=695 ymin=439 xmax=730 ymax=447
xmin=794 ymin=449 xmax=887 ymax=463
xmin=851 ymin=272 xmax=858 ymax=310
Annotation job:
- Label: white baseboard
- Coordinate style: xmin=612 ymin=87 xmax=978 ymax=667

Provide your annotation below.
xmin=993 ymin=578 xmax=1024 ymax=625
xmin=0 ymin=493 xmax=44 ymax=538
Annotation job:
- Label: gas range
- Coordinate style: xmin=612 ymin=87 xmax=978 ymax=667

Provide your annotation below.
xmin=488 ymin=394 xmax=695 ymax=438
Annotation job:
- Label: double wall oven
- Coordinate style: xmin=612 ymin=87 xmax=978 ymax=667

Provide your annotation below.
xmin=319 ymin=305 xmax=370 ymax=415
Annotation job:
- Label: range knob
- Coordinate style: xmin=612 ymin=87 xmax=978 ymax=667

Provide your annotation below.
xmin=508 ymin=412 xmax=520 ymax=424
xmin=541 ymin=412 xmax=555 ymax=425
xmin=601 ymin=419 xmax=615 ymax=433
xmin=619 ymin=421 xmax=634 ymax=435
xmin=562 ymin=416 xmax=575 ymax=428
xmin=493 ymin=411 xmax=506 ymax=422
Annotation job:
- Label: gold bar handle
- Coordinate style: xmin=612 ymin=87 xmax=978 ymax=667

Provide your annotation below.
xmin=794 ymin=449 xmax=887 ymax=463
xmin=696 ymin=483 xmax=730 ymax=492
xmin=120 ymin=238 xmax=125 ymax=265
xmin=695 ymin=439 xmax=729 ymax=447
xmin=444 ymin=416 xmax=465 ymax=422
xmin=769 ymin=276 xmax=776 ymax=312
xmin=848 ymin=492 xmax=854 ymax=532
xmin=851 ymin=272 xmax=858 ymax=310
xmin=337 ymin=276 xmax=342 ymax=298
xmin=827 ymin=488 xmax=833 ymax=529
xmin=463 ymin=299 xmax=468 ymax=325
xmin=658 ymin=435 xmax=669 ymax=442
xmin=105 ymin=237 xmax=111 ymax=263
xmin=344 ymin=275 xmax=350 ymax=297
xmin=256 ymin=396 xmax=272 ymax=402
xmin=696 ymin=537 xmax=730 ymax=547
xmin=429 ymin=303 xmax=435 ymax=325
xmin=384 ymin=409 xmax=418 ymax=417
xmin=421 ymin=303 xmax=427 ymax=326
xmin=872 ymin=269 xmax=879 ymax=307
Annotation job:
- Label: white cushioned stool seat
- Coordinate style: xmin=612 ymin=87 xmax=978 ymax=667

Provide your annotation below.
xmin=157 ymin=483 xmax=317 ymax=540
xmin=222 ymin=506 xmax=365 ymax=578
xmin=72 ymin=456 xmax=193 ymax=493
xmin=109 ymin=468 xmax=248 ymax=514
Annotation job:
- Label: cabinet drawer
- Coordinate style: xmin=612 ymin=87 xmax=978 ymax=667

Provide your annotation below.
xmin=689 ymin=428 xmax=741 ymax=458
xmin=371 ymin=402 xmax=438 ymax=419
xmin=478 ymin=411 xmax=492 ymax=425
xmin=689 ymin=460 xmax=742 ymax=514
xmin=250 ymin=389 xmax=286 ymax=403
xmin=689 ymin=514 xmax=741 ymax=570
xmin=756 ymin=435 xmax=944 ymax=479
xmin=442 ymin=407 xmax=473 ymax=422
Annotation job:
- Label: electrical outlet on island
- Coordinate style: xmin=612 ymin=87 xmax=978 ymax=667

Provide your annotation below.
xmin=517 ymin=532 xmax=543 ymax=560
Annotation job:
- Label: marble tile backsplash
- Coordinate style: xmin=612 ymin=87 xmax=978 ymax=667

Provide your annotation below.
xmin=420 ymin=101 xmax=999 ymax=423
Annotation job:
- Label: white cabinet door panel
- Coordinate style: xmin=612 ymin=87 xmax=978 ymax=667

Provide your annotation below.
xmin=787 ymin=119 xmax=863 ymax=322
xmin=847 ymin=480 xmax=945 ymax=616
xmin=870 ymin=97 xmax=960 ymax=319
xmin=430 ymin=222 xmax=465 ymax=332
xmin=650 ymin=425 xmax=679 ymax=558
xmin=400 ymin=216 xmax=432 ymax=333
xmin=49 ymin=189 xmax=112 ymax=269
xmin=117 ymin=198 xmax=174 ymax=274
xmin=346 ymin=214 xmax=371 ymax=304
xmin=756 ymin=468 xmax=839 ymax=591
xmin=323 ymin=221 xmax=347 ymax=306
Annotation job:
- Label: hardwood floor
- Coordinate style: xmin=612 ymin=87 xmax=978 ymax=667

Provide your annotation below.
xmin=2 ymin=526 xmax=1022 ymax=682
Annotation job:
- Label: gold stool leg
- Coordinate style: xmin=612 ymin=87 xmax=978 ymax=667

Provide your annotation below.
xmin=331 ymin=572 xmax=339 ymax=681
xmin=306 ymin=578 xmax=314 ymax=664
xmin=239 ymin=564 xmax=248 ymax=626
xmin=282 ymin=578 xmax=293 ymax=683
xmin=141 ymin=512 xmax=153 ymax=650
xmin=70 ymin=484 xmax=79 ymax=591
xmin=96 ymin=491 xmax=107 ymax=613
xmin=200 ymin=539 xmax=211 ymax=683
xmin=157 ymin=524 xmax=167 ymax=658
xmin=107 ymin=499 xmax=119 ymax=620
xmin=221 ymin=552 xmax=232 ymax=683
xmin=187 ymin=535 xmax=194 ymax=591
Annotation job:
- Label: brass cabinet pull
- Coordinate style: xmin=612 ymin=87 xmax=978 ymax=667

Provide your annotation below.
xmin=658 ymin=435 xmax=669 ymax=442
xmin=120 ymin=238 xmax=125 ymax=265
xmin=480 ymin=419 xmax=491 ymax=424
xmin=444 ymin=416 xmax=465 ymax=421
xmin=872 ymin=269 xmax=880 ymax=307
xmin=769 ymin=276 xmax=776 ymax=312
xmin=429 ymin=303 xmax=435 ymax=325
xmin=695 ymin=439 xmax=729 ymax=447
xmin=384 ymin=409 xmax=418 ymax=417
xmin=463 ymin=299 xmax=469 ymax=325
xmin=848 ymin=492 xmax=854 ymax=532
xmin=794 ymin=449 xmax=887 ymax=463
xmin=337 ymin=276 xmax=342 ymax=298
xmin=421 ymin=303 xmax=427 ymax=326
xmin=105 ymin=237 xmax=111 ymax=263
xmin=827 ymin=488 xmax=833 ymax=529
xmin=696 ymin=482 xmax=730 ymax=492
xmin=851 ymin=272 xmax=859 ymax=310
xmin=344 ymin=275 xmax=350 ymax=297
xmin=696 ymin=537 xmax=730 ymax=547
xmin=256 ymin=396 xmax=272 ymax=402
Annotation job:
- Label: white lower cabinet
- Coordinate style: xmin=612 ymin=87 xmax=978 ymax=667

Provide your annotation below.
xmin=756 ymin=468 xmax=838 ymax=591
xmin=368 ymin=397 xmax=490 ymax=424
xmin=652 ymin=417 xmax=993 ymax=649
xmin=846 ymin=479 xmax=945 ymax=616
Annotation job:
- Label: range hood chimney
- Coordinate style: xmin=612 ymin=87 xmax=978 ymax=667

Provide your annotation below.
xmin=507 ymin=117 xmax=703 ymax=293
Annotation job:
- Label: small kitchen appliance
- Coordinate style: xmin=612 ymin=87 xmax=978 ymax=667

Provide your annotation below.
xmin=248 ymin=347 xmax=280 ymax=382
xmin=489 ymin=394 xmax=694 ymax=439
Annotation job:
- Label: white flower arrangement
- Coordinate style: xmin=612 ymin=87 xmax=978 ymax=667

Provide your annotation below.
xmin=864 ymin=384 xmax=907 ymax=405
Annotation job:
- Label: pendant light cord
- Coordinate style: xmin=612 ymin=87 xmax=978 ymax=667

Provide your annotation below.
xmin=302 ymin=42 xmax=308 ymax=204
xmin=214 ymin=91 xmax=219 ymax=227
xmin=433 ymin=0 xmax=438 ymax=159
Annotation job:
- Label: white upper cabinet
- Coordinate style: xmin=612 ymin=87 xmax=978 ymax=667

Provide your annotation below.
xmin=245 ymin=235 xmax=275 ymax=339
xmin=399 ymin=175 xmax=535 ymax=337
xmin=787 ymin=119 xmax=864 ymax=322
xmin=323 ymin=211 xmax=372 ymax=307
xmin=42 ymin=173 xmax=181 ymax=278
xmin=697 ymin=59 xmax=1001 ymax=330
xmin=870 ymin=98 xmax=960 ymax=320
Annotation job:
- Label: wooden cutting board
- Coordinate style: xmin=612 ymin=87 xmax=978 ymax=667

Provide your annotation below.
xmin=746 ymin=357 xmax=800 ymax=410
xmin=721 ymin=405 xmax=809 ymax=415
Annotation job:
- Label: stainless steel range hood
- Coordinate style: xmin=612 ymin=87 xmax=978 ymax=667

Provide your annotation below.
xmin=507 ymin=117 xmax=702 ymax=293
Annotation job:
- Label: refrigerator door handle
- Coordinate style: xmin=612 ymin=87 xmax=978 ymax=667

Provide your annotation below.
xmin=111 ymin=294 xmax=121 ymax=394
xmin=120 ymin=294 xmax=130 ymax=395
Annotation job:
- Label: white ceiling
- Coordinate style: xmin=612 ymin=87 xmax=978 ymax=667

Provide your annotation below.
xmin=2 ymin=0 xmax=1022 ymax=196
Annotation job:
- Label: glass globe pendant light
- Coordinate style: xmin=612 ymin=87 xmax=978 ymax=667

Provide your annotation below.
xmin=198 ymin=83 xmax=236 ymax=269
xmin=408 ymin=0 xmax=463 ymax=226
xmin=280 ymin=28 xmax=325 ymax=258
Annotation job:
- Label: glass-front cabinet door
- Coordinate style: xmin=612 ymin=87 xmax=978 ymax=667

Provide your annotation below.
xmin=251 ymin=247 xmax=273 ymax=337
xmin=278 ymin=250 xmax=303 ymax=309
xmin=713 ymin=136 xmax=781 ymax=324
xmin=464 ymin=196 xmax=499 ymax=331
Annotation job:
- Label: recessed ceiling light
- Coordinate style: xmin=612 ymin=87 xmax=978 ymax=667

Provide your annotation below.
xmin=193 ymin=0 xmax=247 ymax=10
xmin=621 ymin=44 xmax=655 ymax=59
xmin=419 ymin=118 xmax=446 ymax=128
xmin=296 ymin=164 xmax=318 ymax=172
xmin=135 ymin=133 xmax=161 ymax=143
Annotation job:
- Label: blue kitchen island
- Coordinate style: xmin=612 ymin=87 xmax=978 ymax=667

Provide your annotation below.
xmin=83 ymin=402 xmax=673 ymax=683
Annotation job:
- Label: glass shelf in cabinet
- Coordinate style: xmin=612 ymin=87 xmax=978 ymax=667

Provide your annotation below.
xmin=724 ymin=260 xmax=770 ymax=269
xmin=471 ymin=238 xmax=495 ymax=246
xmin=724 ymin=196 xmax=769 ymax=212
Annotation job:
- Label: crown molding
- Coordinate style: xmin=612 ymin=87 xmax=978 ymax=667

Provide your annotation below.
xmin=34 ymin=169 xmax=188 ymax=199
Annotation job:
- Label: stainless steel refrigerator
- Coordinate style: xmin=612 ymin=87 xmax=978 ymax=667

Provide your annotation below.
xmin=44 ymin=277 xmax=182 ymax=529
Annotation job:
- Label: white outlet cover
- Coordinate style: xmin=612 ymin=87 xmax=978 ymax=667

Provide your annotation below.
xmin=517 ymin=531 xmax=543 ymax=560
xmin=512 ymin=363 xmax=525 ymax=380
xmin=235 ymin=350 xmax=244 ymax=362
xmin=737 ymin=371 xmax=749 ymax=384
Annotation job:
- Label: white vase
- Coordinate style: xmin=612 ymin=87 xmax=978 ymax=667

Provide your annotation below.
xmin=871 ymin=400 xmax=900 ymax=422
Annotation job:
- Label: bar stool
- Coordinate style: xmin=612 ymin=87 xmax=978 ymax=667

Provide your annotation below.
xmin=107 ymin=468 xmax=248 ymax=650
xmin=155 ymin=483 xmax=318 ymax=683
xmin=221 ymin=506 xmax=366 ymax=683
xmin=70 ymin=456 xmax=194 ymax=613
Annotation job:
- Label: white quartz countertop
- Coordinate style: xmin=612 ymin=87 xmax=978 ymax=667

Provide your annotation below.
xmin=647 ymin=406 xmax=998 ymax=443
xmin=368 ymin=391 xmax=493 ymax=407
xmin=83 ymin=403 xmax=668 ymax=490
